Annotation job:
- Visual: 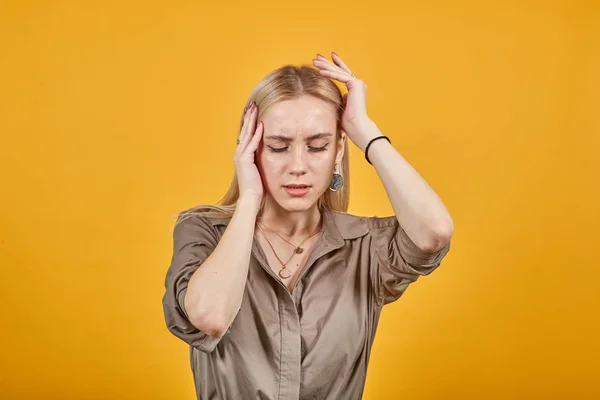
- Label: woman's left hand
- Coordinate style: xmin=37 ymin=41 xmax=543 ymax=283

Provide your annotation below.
xmin=312 ymin=52 xmax=375 ymax=150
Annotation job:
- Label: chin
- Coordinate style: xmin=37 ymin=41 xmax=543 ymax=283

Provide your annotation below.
xmin=268 ymin=189 xmax=320 ymax=212
xmin=276 ymin=198 xmax=316 ymax=212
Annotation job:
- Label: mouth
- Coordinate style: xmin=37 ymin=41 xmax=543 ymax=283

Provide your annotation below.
xmin=284 ymin=184 xmax=311 ymax=189
xmin=283 ymin=184 xmax=312 ymax=197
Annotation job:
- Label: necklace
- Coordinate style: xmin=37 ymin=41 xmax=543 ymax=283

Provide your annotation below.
xmin=256 ymin=222 xmax=321 ymax=279
xmin=257 ymin=220 xmax=321 ymax=254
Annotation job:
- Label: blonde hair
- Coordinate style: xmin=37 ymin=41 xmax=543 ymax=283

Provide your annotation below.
xmin=177 ymin=64 xmax=350 ymax=223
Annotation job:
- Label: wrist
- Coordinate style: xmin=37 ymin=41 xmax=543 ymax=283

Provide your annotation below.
xmin=237 ymin=195 xmax=262 ymax=215
xmin=354 ymin=119 xmax=381 ymax=152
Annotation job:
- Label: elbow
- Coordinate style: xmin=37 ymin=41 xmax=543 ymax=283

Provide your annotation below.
xmin=184 ymin=290 xmax=231 ymax=338
xmin=421 ymin=220 xmax=454 ymax=253
xmin=188 ymin=310 xmax=230 ymax=338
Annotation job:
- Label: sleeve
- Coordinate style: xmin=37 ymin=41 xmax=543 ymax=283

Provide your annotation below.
xmin=368 ymin=216 xmax=451 ymax=306
xmin=161 ymin=212 xmax=223 ymax=353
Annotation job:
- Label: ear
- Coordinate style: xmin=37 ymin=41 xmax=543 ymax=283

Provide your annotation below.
xmin=335 ymin=130 xmax=347 ymax=165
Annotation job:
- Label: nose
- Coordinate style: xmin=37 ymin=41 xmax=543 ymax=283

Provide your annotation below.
xmin=289 ymin=146 xmax=307 ymax=177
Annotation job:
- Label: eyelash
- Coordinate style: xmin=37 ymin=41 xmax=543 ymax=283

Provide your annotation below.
xmin=268 ymin=145 xmax=328 ymax=153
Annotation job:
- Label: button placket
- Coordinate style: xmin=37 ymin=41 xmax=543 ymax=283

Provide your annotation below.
xmin=278 ymin=287 xmax=302 ymax=400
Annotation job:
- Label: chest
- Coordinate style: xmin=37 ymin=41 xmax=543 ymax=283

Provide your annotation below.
xmin=194 ymin=245 xmax=379 ymax=400
xmin=230 ymin=243 xmax=376 ymax=363
xmin=255 ymin=234 xmax=320 ymax=292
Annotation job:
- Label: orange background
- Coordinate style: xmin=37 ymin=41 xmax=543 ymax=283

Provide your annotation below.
xmin=1 ymin=1 xmax=598 ymax=399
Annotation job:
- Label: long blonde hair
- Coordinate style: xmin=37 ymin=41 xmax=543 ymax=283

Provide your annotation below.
xmin=177 ymin=64 xmax=350 ymax=223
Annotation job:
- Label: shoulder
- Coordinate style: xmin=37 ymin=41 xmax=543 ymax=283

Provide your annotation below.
xmin=172 ymin=208 xmax=228 ymax=245
xmin=175 ymin=207 xmax=231 ymax=228
xmin=327 ymin=209 xmax=397 ymax=239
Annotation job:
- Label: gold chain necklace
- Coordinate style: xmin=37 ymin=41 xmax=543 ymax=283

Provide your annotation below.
xmin=256 ymin=223 xmax=321 ymax=279
xmin=257 ymin=220 xmax=321 ymax=254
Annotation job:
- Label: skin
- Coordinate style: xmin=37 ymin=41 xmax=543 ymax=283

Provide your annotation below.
xmin=255 ymin=95 xmax=345 ymax=235
xmin=184 ymin=52 xmax=454 ymax=335
xmin=237 ymin=52 xmax=453 ymax=253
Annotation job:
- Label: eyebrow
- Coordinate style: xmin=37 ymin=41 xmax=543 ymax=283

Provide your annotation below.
xmin=264 ymin=132 xmax=333 ymax=141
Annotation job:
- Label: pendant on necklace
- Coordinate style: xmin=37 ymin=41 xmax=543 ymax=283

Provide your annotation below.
xmin=279 ymin=267 xmax=292 ymax=279
xmin=295 ymin=247 xmax=303 ymax=254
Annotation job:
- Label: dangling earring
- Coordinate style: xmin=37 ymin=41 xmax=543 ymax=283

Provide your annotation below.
xmin=329 ymin=163 xmax=344 ymax=191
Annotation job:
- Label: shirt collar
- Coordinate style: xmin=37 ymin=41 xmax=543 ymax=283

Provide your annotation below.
xmin=208 ymin=207 xmax=369 ymax=243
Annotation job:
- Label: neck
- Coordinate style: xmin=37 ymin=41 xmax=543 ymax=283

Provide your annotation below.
xmin=258 ymin=202 xmax=322 ymax=238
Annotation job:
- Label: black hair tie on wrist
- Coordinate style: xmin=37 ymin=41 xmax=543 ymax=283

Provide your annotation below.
xmin=365 ymin=135 xmax=391 ymax=165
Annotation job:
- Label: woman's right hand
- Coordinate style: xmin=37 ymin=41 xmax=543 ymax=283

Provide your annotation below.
xmin=234 ymin=102 xmax=265 ymax=205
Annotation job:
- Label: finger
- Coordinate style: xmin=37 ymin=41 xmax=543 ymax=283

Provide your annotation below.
xmin=316 ymin=53 xmax=347 ymax=72
xmin=316 ymin=53 xmax=336 ymax=67
xmin=241 ymin=102 xmax=253 ymax=122
xmin=313 ymin=58 xmax=346 ymax=75
xmin=239 ymin=104 xmax=253 ymax=136
xmin=236 ymin=103 xmax=257 ymax=152
xmin=235 ymin=112 xmax=251 ymax=154
xmin=317 ymin=68 xmax=353 ymax=84
xmin=246 ymin=120 xmax=264 ymax=153
xmin=331 ymin=52 xmax=352 ymax=74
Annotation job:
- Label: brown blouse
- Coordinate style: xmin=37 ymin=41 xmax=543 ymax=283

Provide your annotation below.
xmin=162 ymin=207 xmax=451 ymax=400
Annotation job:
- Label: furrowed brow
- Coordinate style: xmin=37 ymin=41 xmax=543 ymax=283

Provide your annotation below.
xmin=264 ymin=132 xmax=333 ymax=141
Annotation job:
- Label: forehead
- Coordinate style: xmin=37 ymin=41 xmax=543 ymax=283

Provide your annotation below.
xmin=261 ymin=95 xmax=337 ymax=134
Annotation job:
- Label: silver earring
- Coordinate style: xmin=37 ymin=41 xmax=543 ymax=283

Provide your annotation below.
xmin=329 ymin=163 xmax=344 ymax=191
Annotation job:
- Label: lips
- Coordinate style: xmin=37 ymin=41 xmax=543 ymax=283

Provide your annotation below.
xmin=283 ymin=184 xmax=311 ymax=197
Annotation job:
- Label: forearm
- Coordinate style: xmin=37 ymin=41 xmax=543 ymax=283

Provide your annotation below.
xmin=184 ymin=195 xmax=260 ymax=337
xmin=358 ymin=119 xmax=454 ymax=252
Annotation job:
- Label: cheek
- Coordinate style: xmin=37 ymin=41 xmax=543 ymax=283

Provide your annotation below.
xmin=257 ymin=154 xmax=285 ymax=188
xmin=259 ymin=153 xmax=287 ymax=170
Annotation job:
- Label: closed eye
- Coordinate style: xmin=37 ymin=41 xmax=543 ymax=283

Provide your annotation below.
xmin=268 ymin=146 xmax=288 ymax=153
xmin=267 ymin=145 xmax=329 ymax=153
xmin=308 ymin=145 xmax=328 ymax=152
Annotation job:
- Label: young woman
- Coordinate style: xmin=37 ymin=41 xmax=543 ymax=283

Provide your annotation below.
xmin=162 ymin=52 xmax=453 ymax=400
